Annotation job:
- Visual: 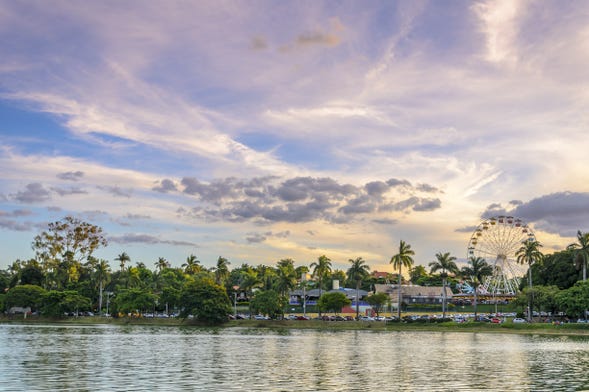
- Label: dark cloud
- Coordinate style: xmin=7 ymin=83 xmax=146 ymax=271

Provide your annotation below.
xmin=372 ymin=218 xmax=399 ymax=225
xmin=51 ymin=186 xmax=87 ymax=196
xmin=12 ymin=183 xmax=51 ymax=203
xmin=56 ymin=171 xmax=84 ymax=181
xmin=365 ymin=181 xmax=389 ymax=197
xmin=245 ymin=230 xmax=291 ymax=244
xmin=177 ymin=175 xmax=441 ymax=224
xmin=416 ymin=183 xmax=439 ymax=193
xmin=109 ymin=233 xmax=196 ymax=246
xmin=0 ymin=219 xmax=34 ymax=231
xmin=97 ymin=185 xmax=132 ymax=198
xmin=455 ymin=225 xmax=477 ymax=233
xmin=0 ymin=209 xmax=33 ymax=217
xmin=481 ymin=192 xmax=589 ymax=237
xmin=153 ymin=178 xmax=177 ymax=193
xmin=413 ymin=198 xmax=441 ymax=211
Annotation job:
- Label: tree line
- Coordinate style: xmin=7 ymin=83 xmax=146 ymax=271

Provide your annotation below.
xmin=1 ymin=217 xmax=589 ymax=323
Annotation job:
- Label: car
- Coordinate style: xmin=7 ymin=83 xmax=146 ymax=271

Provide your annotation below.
xmin=513 ymin=318 xmax=527 ymax=323
xmin=359 ymin=316 xmax=375 ymax=321
xmin=254 ymin=314 xmax=269 ymax=320
xmin=374 ymin=316 xmax=386 ymax=321
xmin=490 ymin=317 xmax=502 ymax=324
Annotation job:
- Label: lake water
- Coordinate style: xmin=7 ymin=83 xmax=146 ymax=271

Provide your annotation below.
xmin=1 ymin=323 xmax=589 ymax=391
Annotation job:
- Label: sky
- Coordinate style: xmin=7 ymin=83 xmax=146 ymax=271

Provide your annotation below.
xmin=1 ymin=0 xmax=589 ymax=274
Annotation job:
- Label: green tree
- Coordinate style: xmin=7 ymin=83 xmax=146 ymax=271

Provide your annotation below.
xmin=461 ymin=256 xmax=493 ymax=319
xmin=516 ymin=240 xmax=543 ymax=321
xmin=115 ymin=252 xmax=131 ymax=289
xmin=317 ymin=291 xmax=351 ymax=315
xmin=113 ymin=288 xmax=157 ymax=315
xmin=390 ymin=240 xmax=415 ymax=318
xmin=179 ymin=277 xmax=231 ymax=324
xmin=155 ymin=257 xmax=171 ymax=273
xmin=182 ymin=254 xmax=201 ymax=275
xmin=41 ymin=290 xmax=91 ymax=317
xmin=533 ymin=249 xmax=579 ymax=289
xmin=556 ymin=281 xmax=589 ymax=318
xmin=213 ymin=256 xmax=231 ymax=286
xmin=33 ymin=216 xmax=107 ymax=290
xmin=366 ymin=292 xmax=389 ymax=317
xmin=568 ymin=230 xmax=589 ymax=282
xmin=310 ymin=255 xmax=332 ymax=316
xmin=250 ymin=289 xmax=285 ymax=319
xmin=274 ymin=261 xmax=297 ymax=300
xmin=409 ymin=265 xmax=428 ymax=284
xmin=429 ymin=252 xmax=458 ymax=319
xmin=346 ymin=257 xmax=370 ymax=319
xmin=5 ymin=284 xmax=46 ymax=312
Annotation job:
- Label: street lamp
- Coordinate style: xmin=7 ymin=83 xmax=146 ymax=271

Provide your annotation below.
xmin=233 ymin=285 xmax=239 ymax=317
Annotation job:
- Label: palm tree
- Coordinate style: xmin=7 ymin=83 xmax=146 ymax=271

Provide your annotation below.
xmin=461 ymin=256 xmax=493 ymax=319
xmin=275 ymin=263 xmax=297 ymax=301
xmin=182 ymin=254 xmax=201 ymax=275
xmin=115 ymin=252 xmax=130 ymax=288
xmin=516 ymin=239 xmax=543 ymax=321
xmin=429 ymin=252 xmax=458 ymax=319
xmin=213 ymin=256 xmax=231 ymax=286
xmin=94 ymin=259 xmax=111 ymax=315
xmin=568 ymin=230 xmax=589 ymax=282
xmin=347 ymin=257 xmax=370 ymax=320
xmin=155 ymin=257 xmax=170 ymax=273
xmin=390 ymin=240 xmax=415 ymax=319
xmin=310 ymin=255 xmax=332 ymax=316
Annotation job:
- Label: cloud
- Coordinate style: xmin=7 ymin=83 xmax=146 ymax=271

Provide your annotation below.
xmin=177 ymin=175 xmax=441 ymax=224
xmin=0 ymin=219 xmax=35 ymax=231
xmin=51 ymin=186 xmax=88 ymax=196
xmin=481 ymin=192 xmax=589 ymax=237
xmin=109 ymin=233 xmax=196 ymax=246
xmin=152 ymin=178 xmax=177 ymax=193
xmin=97 ymin=185 xmax=132 ymax=198
xmin=56 ymin=171 xmax=84 ymax=181
xmin=245 ymin=230 xmax=291 ymax=243
xmin=0 ymin=209 xmax=33 ymax=217
xmin=12 ymin=183 xmax=52 ymax=203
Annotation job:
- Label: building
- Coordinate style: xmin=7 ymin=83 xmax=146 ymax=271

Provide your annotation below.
xmin=374 ymin=284 xmax=452 ymax=306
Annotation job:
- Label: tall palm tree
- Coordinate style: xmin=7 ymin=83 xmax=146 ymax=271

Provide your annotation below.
xmin=390 ymin=240 xmax=415 ymax=319
xmin=213 ymin=256 xmax=231 ymax=286
xmin=310 ymin=255 xmax=332 ymax=316
xmin=516 ymin=239 xmax=543 ymax=321
xmin=275 ymin=263 xmax=297 ymax=301
xmin=429 ymin=252 xmax=458 ymax=319
xmin=115 ymin=252 xmax=130 ymax=288
xmin=568 ymin=230 xmax=589 ymax=282
xmin=461 ymin=256 xmax=493 ymax=319
xmin=155 ymin=257 xmax=170 ymax=273
xmin=94 ymin=259 xmax=111 ymax=315
xmin=182 ymin=254 xmax=201 ymax=275
xmin=347 ymin=257 xmax=370 ymax=320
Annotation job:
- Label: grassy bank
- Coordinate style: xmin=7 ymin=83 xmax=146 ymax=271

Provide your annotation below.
xmin=2 ymin=315 xmax=589 ymax=336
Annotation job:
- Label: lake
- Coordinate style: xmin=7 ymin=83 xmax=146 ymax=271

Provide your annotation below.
xmin=1 ymin=323 xmax=588 ymax=391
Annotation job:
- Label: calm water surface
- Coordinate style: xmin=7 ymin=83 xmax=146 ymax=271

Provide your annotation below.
xmin=1 ymin=323 xmax=589 ymax=391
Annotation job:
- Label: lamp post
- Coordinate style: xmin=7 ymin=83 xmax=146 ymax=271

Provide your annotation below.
xmin=233 ymin=285 xmax=239 ymax=317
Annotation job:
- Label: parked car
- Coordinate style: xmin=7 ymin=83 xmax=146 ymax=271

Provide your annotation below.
xmin=491 ymin=317 xmax=502 ymax=324
xmin=359 ymin=316 xmax=375 ymax=321
xmin=512 ymin=318 xmax=527 ymax=323
xmin=254 ymin=314 xmax=269 ymax=320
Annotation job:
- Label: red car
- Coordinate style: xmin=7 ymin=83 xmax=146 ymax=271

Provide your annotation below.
xmin=491 ymin=317 xmax=502 ymax=324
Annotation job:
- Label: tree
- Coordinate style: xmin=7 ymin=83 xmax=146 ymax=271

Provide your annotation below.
xmin=429 ymin=252 xmax=458 ymax=319
xmin=346 ymin=257 xmax=370 ymax=319
xmin=390 ymin=240 xmax=415 ymax=319
xmin=274 ymin=261 xmax=297 ymax=300
xmin=182 ymin=254 xmax=201 ymax=275
xmin=568 ymin=230 xmax=589 ymax=282
xmin=32 ymin=217 xmax=107 ymax=290
xmin=310 ymin=255 xmax=332 ymax=316
xmin=556 ymin=281 xmax=589 ymax=318
xmin=213 ymin=256 xmax=231 ymax=286
xmin=516 ymin=240 xmax=543 ymax=321
xmin=366 ymin=292 xmax=389 ymax=317
xmin=250 ymin=290 xmax=285 ymax=319
xmin=41 ymin=290 xmax=91 ymax=317
xmin=155 ymin=257 xmax=171 ymax=273
xmin=112 ymin=288 xmax=157 ymax=315
xmin=179 ymin=277 xmax=231 ymax=324
xmin=5 ymin=284 xmax=46 ymax=312
xmin=461 ymin=256 xmax=493 ymax=319
xmin=115 ymin=252 xmax=131 ymax=289
xmin=317 ymin=291 xmax=351 ymax=315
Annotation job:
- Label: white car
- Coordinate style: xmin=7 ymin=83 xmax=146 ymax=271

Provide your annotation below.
xmin=512 ymin=318 xmax=527 ymax=323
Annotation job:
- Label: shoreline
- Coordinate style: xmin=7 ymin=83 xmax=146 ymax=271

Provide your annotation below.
xmin=2 ymin=316 xmax=589 ymax=337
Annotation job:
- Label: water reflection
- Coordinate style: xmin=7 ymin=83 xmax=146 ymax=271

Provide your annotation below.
xmin=1 ymin=324 xmax=589 ymax=391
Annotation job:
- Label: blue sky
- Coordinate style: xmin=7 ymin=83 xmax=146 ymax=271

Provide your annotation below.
xmin=1 ymin=0 xmax=589 ymax=273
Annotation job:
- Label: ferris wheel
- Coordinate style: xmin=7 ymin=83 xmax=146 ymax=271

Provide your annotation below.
xmin=467 ymin=216 xmax=536 ymax=295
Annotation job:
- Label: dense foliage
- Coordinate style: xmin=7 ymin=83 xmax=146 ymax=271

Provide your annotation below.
xmin=2 ymin=216 xmax=589 ymax=321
